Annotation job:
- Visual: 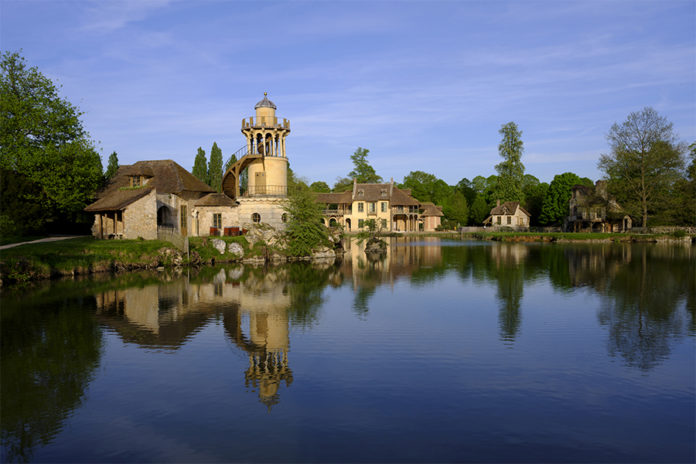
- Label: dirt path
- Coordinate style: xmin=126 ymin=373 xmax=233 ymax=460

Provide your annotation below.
xmin=0 ymin=235 xmax=86 ymax=250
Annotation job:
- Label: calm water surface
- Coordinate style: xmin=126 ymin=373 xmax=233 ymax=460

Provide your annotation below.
xmin=1 ymin=238 xmax=694 ymax=463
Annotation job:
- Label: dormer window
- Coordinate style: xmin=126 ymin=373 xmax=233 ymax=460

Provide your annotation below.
xmin=130 ymin=176 xmax=141 ymax=187
xmin=380 ymin=189 xmax=387 ymax=197
xmin=357 ymin=189 xmax=364 ymax=197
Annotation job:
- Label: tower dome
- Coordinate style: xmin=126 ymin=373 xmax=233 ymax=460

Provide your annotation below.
xmin=254 ymin=92 xmax=277 ymax=110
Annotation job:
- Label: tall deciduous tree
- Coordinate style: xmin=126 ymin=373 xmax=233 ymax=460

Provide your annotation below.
xmin=493 ymin=122 xmax=525 ymax=202
xmin=539 ymin=172 xmax=592 ymax=226
xmin=598 ymin=107 xmax=685 ymax=228
xmin=105 ymin=151 xmax=119 ymax=180
xmin=208 ymin=142 xmax=223 ymax=192
xmin=192 ymin=147 xmax=208 ymax=184
xmin=470 ymin=196 xmax=490 ymax=225
xmin=309 ymin=181 xmax=331 ymax=193
xmin=348 ymin=147 xmax=382 ymax=183
xmin=0 ymin=51 xmax=103 ymax=233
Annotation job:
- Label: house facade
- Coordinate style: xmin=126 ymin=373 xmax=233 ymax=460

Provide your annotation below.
xmin=565 ymin=181 xmax=632 ymax=232
xmin=483 ymin=201 xmax=531 ymax=229
xmin=315 ymin=180 xmax=441 ymax=232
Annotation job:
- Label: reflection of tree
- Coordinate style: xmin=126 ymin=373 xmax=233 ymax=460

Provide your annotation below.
xmin=1 ymin=296 xmax=102 ymax=462
xmin=597 ymin=246 xmax=692 ymax=371
xmin=495 ymin=265 xmax=523 ymax=342
xmin=286 ymin=262 xmax=337 ymax=328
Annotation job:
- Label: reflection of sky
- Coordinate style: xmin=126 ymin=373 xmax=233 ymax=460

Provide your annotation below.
xmin=27 ymin=246 xmax=696 ymax=463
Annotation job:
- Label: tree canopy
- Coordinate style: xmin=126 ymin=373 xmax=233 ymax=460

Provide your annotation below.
xmin=283 ymin=185 xmax=329 ymax=256
xmin=348 ymin=147 xmax=382 ymax=183
xmin=0 ymin=51 xmax=103 ymax=235
xmin=309 ymin=181 xmax=331 ymax=193
xmin=598 ymin=107 xmax=685 ymax=227
xmin=105 ymin=151 xmax=119 ymax=180
xmin=539 ymin=172 xmax=592 ymax=226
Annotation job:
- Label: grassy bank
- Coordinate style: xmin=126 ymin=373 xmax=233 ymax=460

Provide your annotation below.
xmin=0 ymin=237 xmax=183 ymax=284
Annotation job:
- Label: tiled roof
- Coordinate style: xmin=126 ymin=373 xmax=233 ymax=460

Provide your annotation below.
xmin=420 ymin=202 xmax=444 ymax=217
xmin=254 ymin=93 xmax=277 ymax=109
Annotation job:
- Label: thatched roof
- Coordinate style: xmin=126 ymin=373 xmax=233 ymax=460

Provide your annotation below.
xmin=85 ymin=160 xmax=214 ymax=212
xmin=420 ymin=202 xmax=444 ymax=217
xmin=195 ymin=193 xmax=237 ymax=207
xmin=489 ymin=201 xmax=530 ymax=217
xmin=315 ymin=192 xmax=352 ymax=204
xmin=84 ymin=186 xmax=154 ymax=212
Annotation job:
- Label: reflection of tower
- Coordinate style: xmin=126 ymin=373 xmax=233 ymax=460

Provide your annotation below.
xmin=224 ymin=307 xmax=293 ymax=411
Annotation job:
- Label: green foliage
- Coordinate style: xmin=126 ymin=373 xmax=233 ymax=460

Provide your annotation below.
xmin=283 ymin=186 xmax=329 ymax=256
xmin=0 ymin=52 xmax=104 ymax=234
xmin=523 ymin=181 xmax=549 ymax=226
xmin=455 ymin=177 xmax=477 ymax=207
xmin=598 ymin=107 xmax=685 ymax=228
xmin=400 ymin=171 xmax=453 ymax=205
xmin=208 ymin=142 xmax=223 ymax=192
xmin=442 ymin=191 xmax=468 ymax=227
xmin=192 ymin=147 xmax=208 ymax=184
xmin=105 ymin=151 xmax=119 ymax=180
xmin=470 ymin=195 xmax=490 ymax=225
xmin=493 ymin=122 xmax=525 ymax=202
xmin=225 ymin=153 xmax=237 ymax=172
xmin=333 ymin=177 xmax=353 ymax=192
xmin=287 ymin=164 xmax=308 ymax=193
xmin=0 ymin=169 xmax=47 ymax=236
xmin=539 ymin=172 xmax=592 ymax=225
xmin=309 ymin=181 xmax=331 ymax=193
xmin=348 ymin=147 xmax=382 ymax=183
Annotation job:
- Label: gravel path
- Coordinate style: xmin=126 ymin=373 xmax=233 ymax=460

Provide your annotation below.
xmin=0 ymin=235 xmax=86 ymax=250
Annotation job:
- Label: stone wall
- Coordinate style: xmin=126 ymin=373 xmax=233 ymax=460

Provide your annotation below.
xmin=195 ymin=206 xmax=241 ymax=236
xmin=123 ymin=190 xmax=157 ymax=240
xmin=237 ymin=197 xmax=288 ymax=231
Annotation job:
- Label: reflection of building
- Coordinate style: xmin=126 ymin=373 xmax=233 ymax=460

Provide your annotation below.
xmin=95 ymin=268 xmax=294 ymax=409
xmin=316 ymin=180 xmax=441 ymax=232
xmin=565 ymin=181 xmax=632 ymax=232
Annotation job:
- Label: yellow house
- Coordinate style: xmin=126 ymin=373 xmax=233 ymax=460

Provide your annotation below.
xmin=316 ymin=179 xmax=435 ymax=232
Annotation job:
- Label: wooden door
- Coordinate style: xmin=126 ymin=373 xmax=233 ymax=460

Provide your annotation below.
xmin=255 ymin=172 xmax=266 ymax=195
xmin=180 ymin=205 xmax=188 ymax=236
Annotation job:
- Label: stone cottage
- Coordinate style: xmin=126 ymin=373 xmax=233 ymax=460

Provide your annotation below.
xmin=565 ymin=181 xmax=632 ymax=232
xmin=85 ymin=160 xmax=215 ymax=240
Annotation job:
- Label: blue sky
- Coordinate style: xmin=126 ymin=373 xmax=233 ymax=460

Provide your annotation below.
xmin=2 ymin=0 xmax=694 ymax=185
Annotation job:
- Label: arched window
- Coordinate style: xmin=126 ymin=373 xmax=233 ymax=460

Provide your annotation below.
xmin=281 ymin=213 xmax=288 ymax=223
xmin=329 ymin=218 xmax=337 ymax=227
xmin=252 ymin=213 xmax=261 ymax=223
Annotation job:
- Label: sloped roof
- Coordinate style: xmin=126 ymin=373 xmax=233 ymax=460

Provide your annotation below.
xmin=84 ymin=186 xmax=154 ymax=212
xmin=255 ymin=93 xmax=277 ymax=109
xmin=353 ymin=183 xmax=392 ymax=202
xmin=420 ymin=202 xmax=444 ymax=217
xmin=315 ymin=191 xmax=353 ymax=204
xmin=195 ymin=193 xmax=237 ymax=207
xmin=85 ymin=160 xmax=214 ymax=212
xmin=390 ymin=186 xmax=420 ymax=206
xmin=490 ymin=201 xmax=530 ymax=217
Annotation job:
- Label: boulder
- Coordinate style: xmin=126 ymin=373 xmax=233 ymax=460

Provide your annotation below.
xmin=312 ymin=246 xmax=335 ymax=261
xmin=211 ymin=239 xmax=226 ymax=254
xmin=227 ymin=242 xmax=245 ymax=258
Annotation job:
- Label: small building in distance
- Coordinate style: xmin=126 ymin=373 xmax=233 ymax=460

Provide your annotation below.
xmin=483 ymin=200 xmax=531 ymax=229
xmin=420 ymin=202 xmax=444 ymax=231
xmin=565 ymin=180 xmax=632 ymax=232
xmin=316 ymin=179 xmax=440 ymax=232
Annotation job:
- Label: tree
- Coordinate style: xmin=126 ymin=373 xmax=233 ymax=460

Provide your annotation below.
xmin=455 ymin=177 xmax=477 ymax=207
xmin=524 ymin=182 xmax=549 ymax=226
xmin=493 ymin=122 xmax=525 ymax=202
xmin=348 ymin=147 xmax=382 ymax=183
xmin=208 ymin=142 xmax=223 ymax=192
xmin=105 ymin=151 xmax=119 ymax=180
xmin=0 ymin=51 xmax=103 ymax=233
xmin=283 ymin=185 xmax=330 ymax=256
xmin=470 ymin=195 xmax=490 ymax=225
xmin=598 ymin=107 xmax=685 ymax=228
xmin=333 ymin=176 xmax=353 ymax=192
xmin=442 ymin=191 xmax=469 ymax=227
xmin=192 ymin=147 xmax=208 ymax=184
xmin=539 ymin=172 xmax=592 ymax=226
xmin=309 ymin=181 xmax=331 ymax=193
xmin=225 ymin=154 xmax=237 ymax=172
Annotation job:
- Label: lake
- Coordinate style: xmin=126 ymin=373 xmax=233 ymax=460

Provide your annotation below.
xmin=1 ymin=238 xmax=694 ymax=463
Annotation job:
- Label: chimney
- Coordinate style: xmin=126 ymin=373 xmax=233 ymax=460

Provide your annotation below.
xmin=389 ymin=178 xmax=394 ymax=196
xmin=496 ymin=199 xmax=501 ymax=207
xmin=352 ymin=178 xmax=357 ymax=199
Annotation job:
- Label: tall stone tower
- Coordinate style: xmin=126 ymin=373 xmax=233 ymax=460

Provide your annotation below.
xmin=221 ymin=94 xmax=292 ymax=228
xmin=240 ymin=93 xmax=291 ymax=196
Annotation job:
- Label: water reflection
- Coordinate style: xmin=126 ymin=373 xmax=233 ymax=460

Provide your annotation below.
xmin=1 ymin=239 xmax=693 ymax=462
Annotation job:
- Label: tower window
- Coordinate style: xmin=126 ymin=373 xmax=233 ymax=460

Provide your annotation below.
xmin=252 ymin=213 xmax=261 ymax=223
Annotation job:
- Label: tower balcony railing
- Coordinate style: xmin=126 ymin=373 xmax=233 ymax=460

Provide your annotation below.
xmin=240 ymin=185 xmax=287 ymax=197
xmin=241 ymin=116 xmax=290 ymax=130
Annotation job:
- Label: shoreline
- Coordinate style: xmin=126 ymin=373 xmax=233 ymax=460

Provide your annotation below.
xmin=1 ymin=232 xmax=693 ymax=287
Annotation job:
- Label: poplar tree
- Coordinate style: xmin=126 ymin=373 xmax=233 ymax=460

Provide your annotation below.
xmin=208 ymin=142 xmax=223 ymax=192
xmin=493 ymin=122 xmax=525 ymax=202
xmin=192 ymin=147 xmax=208 ymax=184
xmin=105 ymin=151 xmax=119 ymax=180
